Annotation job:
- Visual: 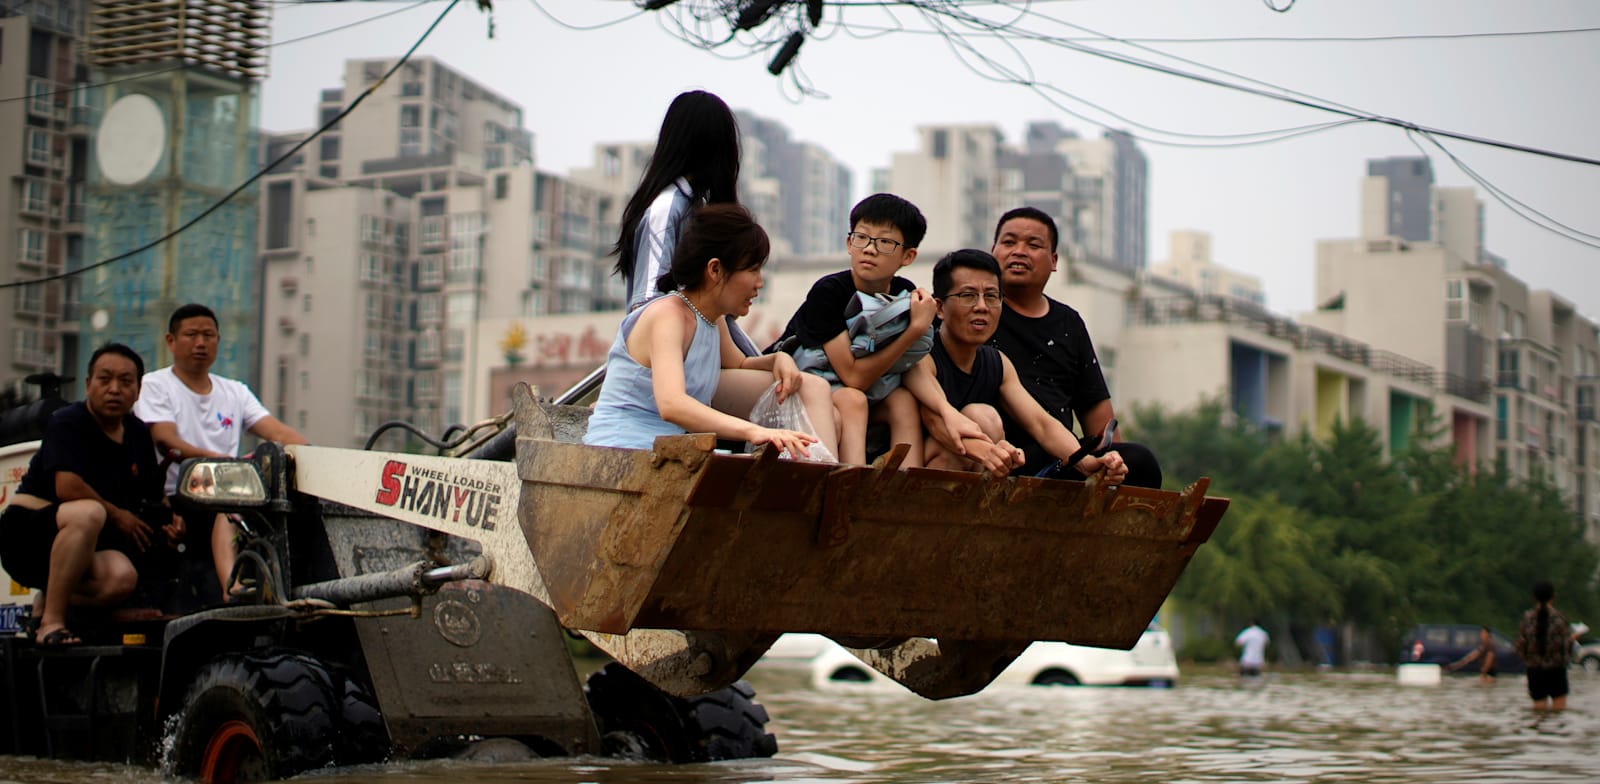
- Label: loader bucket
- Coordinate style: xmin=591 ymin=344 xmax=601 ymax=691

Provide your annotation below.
xmin=515 ymin=414 xmax=1227 ymax=651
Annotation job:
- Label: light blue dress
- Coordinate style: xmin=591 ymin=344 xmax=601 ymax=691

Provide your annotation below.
xmin=583 ymin=298 xmax=723 ymax=450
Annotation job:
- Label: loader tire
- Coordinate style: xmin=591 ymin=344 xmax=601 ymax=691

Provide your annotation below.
xmin=334 ymin=672 xmax=391 ymax=767
xmin=168 ymin=651 xmax=339 ymax=782
xmin=584 ymin=662 xmax=777 ymax=763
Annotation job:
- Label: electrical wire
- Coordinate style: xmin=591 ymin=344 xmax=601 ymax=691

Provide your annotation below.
xmin=1 ymin=0 xmax=464 ymax=292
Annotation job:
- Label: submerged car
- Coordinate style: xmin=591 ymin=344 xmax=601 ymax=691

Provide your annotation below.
xmin=774 ymin=618 xmax=1180 ymax=689
xmin=1400 ymin=623 xmax=1525 ymax=675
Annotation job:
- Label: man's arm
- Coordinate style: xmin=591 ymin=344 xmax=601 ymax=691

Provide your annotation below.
xmin=147 ymin=421 xmax=229 ymax=462
xmin=55 ymin=470 xmax=153 ymax=552
xmin=903 ymin=357 xmax=988 ymax=453
xmin=1077 ymin=399 xmax=1116 ymax=442
xmin=820 ymin=289 xmax=936 ymax=391
xmin=248 ymin=416 xmax=308 ymax=445
xmin=1000 ymin=356 xmax=1125 ymax=480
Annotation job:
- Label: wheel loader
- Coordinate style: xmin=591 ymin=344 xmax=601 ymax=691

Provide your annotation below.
xmin=0 ymin=375 xmax=1227 ymax=781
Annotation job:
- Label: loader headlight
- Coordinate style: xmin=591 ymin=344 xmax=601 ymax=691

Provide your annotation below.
xmin=178 ymin=459 xmax=268 ymax=508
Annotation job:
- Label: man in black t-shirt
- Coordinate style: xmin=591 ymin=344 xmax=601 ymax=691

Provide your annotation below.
xmin=919 ymin=249 xmax=1127 ymax=483
xmin=988 ymin=207 xmax=1163 ymax=488
xmin=0 ymin=343 xmax=176 ymax=646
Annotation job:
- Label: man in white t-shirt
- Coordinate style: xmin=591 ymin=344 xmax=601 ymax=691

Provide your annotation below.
xmin=133 ymin=303 xmax=307 ymax=598
xmin=1234 ymin=620 xmax=1271 ymax=677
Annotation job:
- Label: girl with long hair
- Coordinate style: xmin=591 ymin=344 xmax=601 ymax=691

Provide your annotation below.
xmin=585 ymin=204 xmax=838 ymax=460
xmin=614 ymin=90 xmax=742 ymax=312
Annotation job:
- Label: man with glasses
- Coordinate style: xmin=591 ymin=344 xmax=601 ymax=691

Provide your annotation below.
xmin=988 ymin=207 xmax=1162 ymax=487
xmin=134 ymin=303 xmax=307 ymax=601
xmin=918 ymin=249 xmax=1127 ymax=484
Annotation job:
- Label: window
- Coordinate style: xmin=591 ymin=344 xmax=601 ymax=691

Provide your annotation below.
xmin=931 ymin=129 xmax=948 ymax=159
xmin=495 ymin=174 xmax=509 ymax=200
xmin=303 ymin=293 xmax=313 ymax=313
xmin=17 ymin=229 xmax=45 ymax=265
xmin=365 ymin=333 xmax=382 ymax=360
xmin=14 ymin=283 xmax=43 ymax=315
xmin=444 ymin=329 xmax=464 ymax=363
xmin=418 ymin=254 xmax=444 ymax=288
xmin=22 ymin=180 xmax=48 ymax=214
xmin=361 ymin=215 xmax=384 ymax=244
xmin=365 ymin=293 xmax=382 ymax=320
xmin=299 ymin=333 xmax=310 ymax=356
xmin=25 ymin=128 xmax=52 ymax=167
xmin=319 ymin=135 xmax=340 ymax=161
xmin=29 ymin=79 xmax=52 ymax=116
xmin=1444 ymin=279 xmax=1465 ymax=321
xmin=603 ymin=147 xmax=621 ymax=178
xmin=400 ymin=104 xmax=421 ymax=128
xmin=361 ymin=254 xmax=382 ymax=283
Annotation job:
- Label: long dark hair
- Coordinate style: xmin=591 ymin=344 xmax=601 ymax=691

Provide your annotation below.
xmin=614 ymin=90 xmax=742 ymax=282
xmin=655 ymin=204 xmax=769 ymax=294
xmin=1533 ymin=580 xmax=1555 ymax=655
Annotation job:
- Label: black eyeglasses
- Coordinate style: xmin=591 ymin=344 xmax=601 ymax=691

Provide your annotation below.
xmin=846 ymin=232 xmax=904 ymax=253
xmin=941 ymin=291 xmax=1003 ymax=307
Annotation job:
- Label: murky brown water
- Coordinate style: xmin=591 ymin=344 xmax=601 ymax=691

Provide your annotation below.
xmin=2 ymin=668 xmax=1595 ymax=783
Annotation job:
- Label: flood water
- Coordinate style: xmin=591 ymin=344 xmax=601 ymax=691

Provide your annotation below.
xmin=2 ymin=667 xmax=1595 ymax=783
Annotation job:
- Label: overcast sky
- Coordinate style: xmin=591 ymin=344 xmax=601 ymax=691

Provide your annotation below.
xmin=263 ymin=0 xmax=1600 ymax=324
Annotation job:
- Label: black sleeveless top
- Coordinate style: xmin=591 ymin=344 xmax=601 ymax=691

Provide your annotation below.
xmin=930 ymin=333 xmax=1004 ymax=410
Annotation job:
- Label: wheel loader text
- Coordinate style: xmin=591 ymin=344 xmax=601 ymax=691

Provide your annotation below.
xmin=374 ymin=460 xmax=501 ymax=530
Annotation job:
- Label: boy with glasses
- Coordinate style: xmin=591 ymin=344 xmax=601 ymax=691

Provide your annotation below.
xmin=770 ymin=193 xmax=980 ymax=465
xmin=919 ymin=249 xmax=1127 ymax=484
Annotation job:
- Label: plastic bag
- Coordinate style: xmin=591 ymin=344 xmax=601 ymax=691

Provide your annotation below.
xmin=747 ymin=383 xmax=838 ymax=463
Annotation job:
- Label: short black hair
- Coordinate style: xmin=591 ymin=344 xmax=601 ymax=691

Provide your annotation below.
xmin=168 ymin=303 xmax=218 ymax=335
xmin=89 ymin=342 xmax=144 ymax=381
xmin=993 ymin=206 xmax=1060 ymax=251
xmin=849 ymin=193 xmax=927 ymax=249
xmin=932 ymin=249 xmax=1002 ymax=299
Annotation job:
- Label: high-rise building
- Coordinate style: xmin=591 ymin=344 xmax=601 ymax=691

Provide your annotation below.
xmin=1052 ymin=128 xmax=1147 ymax=270
xmin=1 ymin=3 xmax=90 ymax=394
xmin=258 ymin=57 xmax=620 ymax=444
xmin=895 ymin=121 xmax=1148 ymax=268
xmin=886 ymin=124 xmax=1002 ymax=252
xmin=736 ymin=110 xmax=852 ymax=257
xmin=1364 ymin=156 xmax=1434 ymax=243
xmin=78 ymin=0 xmax=268 ymax=384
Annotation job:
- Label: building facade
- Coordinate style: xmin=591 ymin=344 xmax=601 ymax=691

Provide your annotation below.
xmin=1 ymin=2 xmax=89 ymax=395
xmin=257 ymin=57 xmax=619 ymax=447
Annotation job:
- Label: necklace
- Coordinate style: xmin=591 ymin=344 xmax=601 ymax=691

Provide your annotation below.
xmin=673 ymin=290 xmax=715 ymax=326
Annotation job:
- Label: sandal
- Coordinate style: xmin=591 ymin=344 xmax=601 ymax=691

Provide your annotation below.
xmin=36 ymin=627 xmax=83 ymax=648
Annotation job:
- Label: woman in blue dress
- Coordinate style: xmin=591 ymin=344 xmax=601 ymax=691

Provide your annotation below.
xmin=585 ymin=204 xmax=838 ymax=459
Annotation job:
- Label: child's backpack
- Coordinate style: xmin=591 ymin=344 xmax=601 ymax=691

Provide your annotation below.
xmin=786 ymin=290 xmax=933 ymax=401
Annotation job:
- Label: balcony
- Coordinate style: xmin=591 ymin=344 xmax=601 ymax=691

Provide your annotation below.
xmin=1496 ymin=371 xmax=1521 ymax=389
xmin=1579 ymin=405 xmax=1596 ymax=423
xmin=279 ymin=317 xmax=295 ymax=335
xmin=280 ymin=277 xmax=299 ymax=295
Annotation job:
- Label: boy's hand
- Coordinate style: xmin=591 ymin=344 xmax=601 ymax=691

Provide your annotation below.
xmin=908 ymin=288 xmax=936 ymax=332
xmin=770 ymin=352 xmax=804 ymax=403
xmin=1077 ymin=449 xmax=1128 ymax=485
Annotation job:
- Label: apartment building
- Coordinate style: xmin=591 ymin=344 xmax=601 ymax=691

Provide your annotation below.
xmin=886 ymin=121 xmax=1148 ymax=268
xmin=1148 ymin=230 xmax=1265 ymax=306
xmin=1 ymin=3 xmax=88 ymax=394
xmin=885 ymin=124 xmax=1002 ymax=252
xmin=258 ymin=57 xmax=619 ymax=446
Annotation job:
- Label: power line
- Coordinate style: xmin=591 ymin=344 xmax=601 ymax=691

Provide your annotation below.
xmin=1 ymin=0 xmax=464 ymax=292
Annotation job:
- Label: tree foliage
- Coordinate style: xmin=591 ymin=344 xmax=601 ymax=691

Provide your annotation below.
xmin=1132 ymin=400 xmax=1600 ymax=661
